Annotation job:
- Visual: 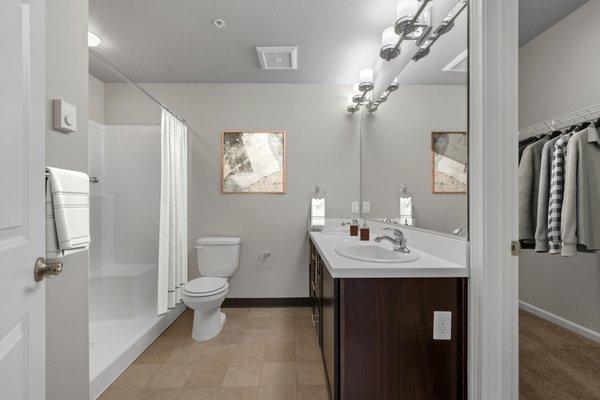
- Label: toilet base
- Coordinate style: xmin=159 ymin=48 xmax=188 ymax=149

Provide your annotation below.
xmin=191 ymin=309 xmax=226 ymax=342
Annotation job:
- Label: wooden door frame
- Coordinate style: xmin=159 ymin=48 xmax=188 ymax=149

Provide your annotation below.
xmin=468 ymin=0 xmax=519 ymax=399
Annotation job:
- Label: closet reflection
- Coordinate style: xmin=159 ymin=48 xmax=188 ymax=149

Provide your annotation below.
xmin=359 ymin=5 xmax=468 ymax=238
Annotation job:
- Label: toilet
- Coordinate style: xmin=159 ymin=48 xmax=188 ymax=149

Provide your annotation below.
xmin=182 ymin=236 xmax=241 ymax=341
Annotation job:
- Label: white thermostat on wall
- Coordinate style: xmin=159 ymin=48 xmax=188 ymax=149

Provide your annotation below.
xmin=53 ymin=99 xmax=77 ymax=134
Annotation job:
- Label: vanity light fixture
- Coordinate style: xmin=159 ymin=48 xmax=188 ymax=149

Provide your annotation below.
xmin=370 ymin=78 xmax=399 ymax=113
xmin=379 ymin=0 xmax=432 ymax=61
xmin=88 ymin=31 xmax=102 ymax=47
xmin=348 ymin=69 xmax=375 ymax=114
xmin=413 ymin=0 xmax=467 ymax=62
xmin=348 ymin=0 xmax=466 ymax=113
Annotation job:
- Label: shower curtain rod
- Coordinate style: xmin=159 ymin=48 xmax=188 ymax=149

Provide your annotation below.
xmin=89 ymin=49 xmax=187 ymax=125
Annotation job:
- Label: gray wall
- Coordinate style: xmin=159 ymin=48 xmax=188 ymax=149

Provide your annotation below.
xmin=519 ymin=0 xmax=600 ymax=334
xmin=45 ymin=0 xmax=90 ymax=399
xmin=360 ymin=85 xmax=468 ymax=234
xmin=89 ymin=74 xmax=105 ymax=123
xmin=103 ymin=83 xmax=360 ymax=297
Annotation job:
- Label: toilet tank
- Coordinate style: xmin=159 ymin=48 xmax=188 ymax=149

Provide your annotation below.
xmin=196 ymin=237 xmax=241 ymax=278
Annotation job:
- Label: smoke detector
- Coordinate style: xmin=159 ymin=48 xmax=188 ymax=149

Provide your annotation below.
xmin=256 ymin=46 xmax=298 ymax=70
xmin=212 ymin=18 xmax=226 ymax=29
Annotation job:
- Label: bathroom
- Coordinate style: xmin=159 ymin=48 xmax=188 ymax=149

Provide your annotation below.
xmin=1 ymin=0 xmax=599 ymax=399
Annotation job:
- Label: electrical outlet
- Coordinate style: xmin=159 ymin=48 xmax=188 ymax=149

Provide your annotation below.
xmin=362 ymin=201 xmax=370 ymax=213
xmin=433 ymin=311 xmax=452 ymax=340
xmin=351 ymin=201 xmax=359 ymax=213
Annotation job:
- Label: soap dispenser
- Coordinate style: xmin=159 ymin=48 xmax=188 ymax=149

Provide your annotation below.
xmin=349 ymin=217 xmax=359 ymax=236
xmin=360 ymin=221 xmax=370 ymax=241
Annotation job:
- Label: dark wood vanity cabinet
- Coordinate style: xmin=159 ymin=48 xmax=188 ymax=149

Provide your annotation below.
xmin=309 ymin=237 xmax=467 ymax=400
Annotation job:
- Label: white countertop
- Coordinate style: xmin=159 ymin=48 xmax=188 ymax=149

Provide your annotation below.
xmin=309 ymin=230 xmax=469 ymax=279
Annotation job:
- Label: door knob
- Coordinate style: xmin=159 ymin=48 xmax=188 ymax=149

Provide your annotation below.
xmin=34 ymin=257 xmax=63 ymax=282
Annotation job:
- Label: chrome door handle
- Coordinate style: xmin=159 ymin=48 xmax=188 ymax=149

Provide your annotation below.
xmin=34 ymin=257 xmax=63 ymax=282
xmin=312 ymin=313 xmax=319 ymax=324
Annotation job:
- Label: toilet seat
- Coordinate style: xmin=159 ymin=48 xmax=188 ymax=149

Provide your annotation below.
xmin=184 ymin=277 xmax=228 ymax=297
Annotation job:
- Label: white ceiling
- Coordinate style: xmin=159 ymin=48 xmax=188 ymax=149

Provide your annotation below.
xmin=519 ymin=0 xmax=589 ymax=46
xmin=89 ymin=0 xmax=468 ymax=85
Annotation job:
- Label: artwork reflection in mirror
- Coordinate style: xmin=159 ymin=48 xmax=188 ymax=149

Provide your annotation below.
xmin=431 ymin=132 xmax=467 ymax=194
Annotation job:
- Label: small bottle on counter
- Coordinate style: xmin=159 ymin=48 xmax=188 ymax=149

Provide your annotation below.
xmin=350 ymin=221 xmax=359 ymax=236
xmin=360 ymin=221 xmax=370 ymax=241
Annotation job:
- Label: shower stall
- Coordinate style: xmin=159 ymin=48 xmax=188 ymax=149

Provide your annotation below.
xmin=88 ymin=120 xmax=185 ymax=398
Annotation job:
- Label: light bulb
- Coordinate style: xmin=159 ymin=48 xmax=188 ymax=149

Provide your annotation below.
xmin=359 ymin=68 xmax=373 ymax=84
xmin=88 ymin=31 xmax=102 ymax=47
xmin=381 ymin=27 xmax=399 ymax=48
xmin=380 ymin=26 xmax=401 ymax=60
xmin=358 ymin=68 xmax=374 ymax=92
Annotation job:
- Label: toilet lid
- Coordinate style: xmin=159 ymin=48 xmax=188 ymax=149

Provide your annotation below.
xmin=184 ymin=277 xmax=228 ymax=296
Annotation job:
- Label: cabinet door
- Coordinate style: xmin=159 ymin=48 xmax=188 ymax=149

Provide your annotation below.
xmin=309 ymin=240 xmax=316 ymax=313
xmin=340 ymin=278 xmax=467 ymax=400
xmin=322 ymin=265 xmax=338 ymax=399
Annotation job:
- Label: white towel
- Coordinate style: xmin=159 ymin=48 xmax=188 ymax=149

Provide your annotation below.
xmin=310 ymin=198 xmax=325 ymax=228
xmin=399 ymin=197 xmax=414 ymax=226
xmin=46 ymin=167 xmax=90 ymax=260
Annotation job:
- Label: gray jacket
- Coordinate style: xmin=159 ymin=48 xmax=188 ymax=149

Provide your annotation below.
xmin=561 ymin=124 xmax=600 ymax=255
xmin=519 ymin=137 xmax=548 ymax=240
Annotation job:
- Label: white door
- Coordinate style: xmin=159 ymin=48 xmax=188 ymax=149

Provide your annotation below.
xmin=0 ymin=0 xmax=46 ymax=399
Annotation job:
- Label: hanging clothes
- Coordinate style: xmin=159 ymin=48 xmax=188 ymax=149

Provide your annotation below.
xmin=561 ymin=123 xmax=600 ymax=256
xmin=534 ymin=134 xmax=564 ymax=252
xmin=547 ymin=132 xmax=574 ymax=254
xmin=519 ymin=136 xmax=548 ymax=241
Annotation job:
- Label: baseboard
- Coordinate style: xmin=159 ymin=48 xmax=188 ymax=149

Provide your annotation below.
xmin=222 ymin=297 xmax=310 ymax=308
xmin=519 ymin=300 xmax=600 ymax=343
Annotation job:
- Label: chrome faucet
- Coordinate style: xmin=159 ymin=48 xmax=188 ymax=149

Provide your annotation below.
xmin=382 ymin=217 xmax=399 ymax=225
xmin=341 ymin=217 xmax=359 ymax=226
xmin=375 ymin=227 xmax=410 ymax=253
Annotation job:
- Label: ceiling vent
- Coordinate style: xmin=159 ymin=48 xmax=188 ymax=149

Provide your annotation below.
xmin=443 ymin=49 xmax=468 ymax=72
xmin=256 ymin=46 xmax=298 ymax=70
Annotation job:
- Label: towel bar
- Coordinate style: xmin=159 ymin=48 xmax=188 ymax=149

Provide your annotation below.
xmin=45 ymin=171 xmax=99 ymax=183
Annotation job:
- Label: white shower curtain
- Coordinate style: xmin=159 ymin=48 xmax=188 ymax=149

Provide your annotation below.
xmin=157 ymin=109 xmax=188 ymax=315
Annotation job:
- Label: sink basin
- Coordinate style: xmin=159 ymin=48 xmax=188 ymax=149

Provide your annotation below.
xmin=320 ymin=226 xmax=350 ymax=235
xmin=335 ymin=244 xmax=420 ymax=263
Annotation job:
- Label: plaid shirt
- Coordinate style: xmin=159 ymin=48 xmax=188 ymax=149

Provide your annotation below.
xmin=547 ymin=133 xmax=573 ymax=253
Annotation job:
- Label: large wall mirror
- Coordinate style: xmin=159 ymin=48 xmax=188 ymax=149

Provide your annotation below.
xmin=360 ymin=6 xmax=468 ymax=238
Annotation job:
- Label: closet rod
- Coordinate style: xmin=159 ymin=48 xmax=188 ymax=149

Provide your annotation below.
xmin=89 ymin=49 xmax=186 ymax=125
xmin=519 ymin=103 xmax=600 ymax=140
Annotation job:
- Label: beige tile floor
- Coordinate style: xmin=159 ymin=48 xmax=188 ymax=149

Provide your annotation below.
xmin=100 ymin=307 xmax=329 ymax=400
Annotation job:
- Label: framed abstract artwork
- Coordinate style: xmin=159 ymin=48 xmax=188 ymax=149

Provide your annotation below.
xmin=431 ymin=131 xmax=467 ymax=194
xmin=221 ymin=131 xmax=287 ymax=194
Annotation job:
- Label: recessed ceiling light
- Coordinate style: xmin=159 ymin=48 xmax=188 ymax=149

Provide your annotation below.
xmin=212 ymin=18 xmax=226 ymax=29
xmin=88 ymin=31 xmax=102 ymax=47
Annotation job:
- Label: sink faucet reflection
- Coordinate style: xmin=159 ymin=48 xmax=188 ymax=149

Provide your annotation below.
xmin=374 ymin=227 xmax=410 ymax=253
xmin=341 ymin=217 xmax=359 ymax=226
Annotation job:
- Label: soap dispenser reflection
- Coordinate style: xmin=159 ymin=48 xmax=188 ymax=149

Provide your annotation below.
xmin=310 ymin=185 xmax=326 ymax=230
